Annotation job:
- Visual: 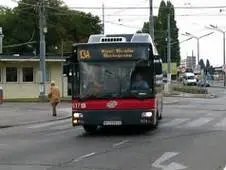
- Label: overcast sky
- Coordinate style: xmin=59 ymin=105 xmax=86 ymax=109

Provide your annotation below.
xmin=1 ymin=0 xmax=226 ymax=66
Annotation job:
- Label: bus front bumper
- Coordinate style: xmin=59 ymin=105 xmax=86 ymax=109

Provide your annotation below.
xmin=72 ymin=110 xmax=156 ymax=127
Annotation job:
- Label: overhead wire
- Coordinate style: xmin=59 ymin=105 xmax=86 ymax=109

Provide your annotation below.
xmin=68 ymin=6 xmax=226 ymax=10
xmin=10 ymin=0 xmax=226 ymax=9
xmin=10 ymin=1 xmax=226 ymax=17
xmin=3 ymin=41 xmax=36 ymax=48
xmin=5 ymin=1 xmax=226 ymax=46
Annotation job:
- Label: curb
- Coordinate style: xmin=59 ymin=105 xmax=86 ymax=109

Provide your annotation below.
xmin=165 ymin=95 xmax=217 ymax=99
xmin=210 ymin=85 xmax=225 ymax=89
xmin=0 ymin=115 xmax=72 ymax=129
xmin=164 ymin=92 xmax=218 ymax=98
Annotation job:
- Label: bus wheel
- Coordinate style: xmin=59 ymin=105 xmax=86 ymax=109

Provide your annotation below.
xmin=83 ymin=125 xmax=97 ymax=133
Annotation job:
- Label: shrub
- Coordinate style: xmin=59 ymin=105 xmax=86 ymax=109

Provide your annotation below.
xmin=171 ymin=85 xmax=208 ymax=94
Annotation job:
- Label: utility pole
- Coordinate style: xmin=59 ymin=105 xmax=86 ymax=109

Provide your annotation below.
xmin=102 ymin=3 xmax=105 ymax=34
xmin=167 ymin=14 xmax=171 ymax=83
xmin=39 ymin=0 xmax=47 ymax=100
xmin=182 ymin=31 xmax=214 ymax=71
xmin=164 ymin=13 xmax=171 ymax=93
xmin=0 ymin=27 xmax=3 ymax=54
xmin=207 ymin=25 xmax=226 ymax=87
xmin=223 ymin=32 xmax=226 ymax=87
xmin=149 ymin=0 xmax=154 ymax=40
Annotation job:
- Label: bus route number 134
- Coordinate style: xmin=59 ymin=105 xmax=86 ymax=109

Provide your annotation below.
xmin=79 ymin=50 xmax=91 ymax=60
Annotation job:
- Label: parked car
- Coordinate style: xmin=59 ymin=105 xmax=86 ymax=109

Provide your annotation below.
xmin=183 ymin=72 xmax=197 ymax=86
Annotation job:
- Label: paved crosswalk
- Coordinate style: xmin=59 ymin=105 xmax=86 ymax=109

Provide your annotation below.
xmin=27 ymin=119 xmax=74 ymax=131
xmin=25 ymin=115 xmax=226 ymax=132
xmin=161 ymin=116 xmax=226 ymax=131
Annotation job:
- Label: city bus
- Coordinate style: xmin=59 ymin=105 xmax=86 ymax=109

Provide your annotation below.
xmin=65 ymin=33 xmax=164 ymax=133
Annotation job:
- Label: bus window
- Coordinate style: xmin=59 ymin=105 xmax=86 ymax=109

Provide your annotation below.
xmin=130 ymin=67 xmax=154 ymax=92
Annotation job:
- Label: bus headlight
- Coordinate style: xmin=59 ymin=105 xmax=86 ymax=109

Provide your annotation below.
xmin=142 ymin=112 xmax=152 ymax=118
xmin=73 ymin=112 xmax=83 ymax=118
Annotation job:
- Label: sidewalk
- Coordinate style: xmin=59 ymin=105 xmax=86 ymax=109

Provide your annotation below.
xmin=0 ymin=102 xmax=72 ymax=127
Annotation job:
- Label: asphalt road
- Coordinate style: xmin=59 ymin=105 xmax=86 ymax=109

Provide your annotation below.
xmin=208 ymin=86 xmax=226 ymax=98
xmin=1 ymin=90 xmax=226 ymax=170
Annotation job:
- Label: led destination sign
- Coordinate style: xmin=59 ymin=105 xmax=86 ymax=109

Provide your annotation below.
xmin=101 ymin=48 xmax=134 ymax=58
xmin=77 ymin=44 xmax=149 ymax=61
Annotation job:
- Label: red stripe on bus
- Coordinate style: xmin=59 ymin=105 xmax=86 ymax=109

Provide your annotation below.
xmin=72 ymin=99 xmax=156 ymax=110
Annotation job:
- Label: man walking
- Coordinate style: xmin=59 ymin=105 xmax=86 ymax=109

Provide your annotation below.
xmin=48 ymin=81 xmax=60 ymax=116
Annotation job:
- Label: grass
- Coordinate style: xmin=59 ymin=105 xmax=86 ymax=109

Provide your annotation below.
xmin=171 ymin=84 xmax=208 ymax=94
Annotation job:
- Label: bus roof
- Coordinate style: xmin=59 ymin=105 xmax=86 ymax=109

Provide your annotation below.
xmin=73 ymin=33 xmax=159 ymax=56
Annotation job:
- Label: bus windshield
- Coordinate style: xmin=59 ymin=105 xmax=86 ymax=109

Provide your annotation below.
xmin=79 ymin=61 xmax=153 ymax=100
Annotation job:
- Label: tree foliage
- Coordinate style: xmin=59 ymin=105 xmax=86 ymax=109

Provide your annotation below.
xmin=199 ymin=59 xmax=205 ymax=69
xmin=0 ymin=0 xmax=102 ymax=55
xmin=140 ymin=0 xmax=180 ymax=65
xmin=206 ymin=59 xmax=210 ymax=69
xmin=199 ymin=58 xmax=215 ymax=75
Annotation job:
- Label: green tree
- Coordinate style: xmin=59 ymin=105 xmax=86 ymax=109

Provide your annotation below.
xmin=206 ymin=59 xmax=210 ymax=69
xmin=155 ymin=0 xmax=167 ymax=62
xmin=140 ymin=0 xmax=180 ymax=65
xmin=199 ymin=59 xmax=205 ymax=69
xmin=167 ymin=1 xmax=180 ymax=65
xmin=141 ymin=16 xmax=158 ymax=34
xmin=0 ymin=0 xmax=102 ymax=55
xmin=208 ymin=66 xmax=215 ymax=75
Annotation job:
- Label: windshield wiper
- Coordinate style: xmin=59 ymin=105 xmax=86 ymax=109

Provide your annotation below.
xmin=120 ymin=90 xmax=153 ymax=99
xmin=97 ymin=93 xmax=121 ymax=99
xmin=79 ymin=95 xmax=98 ymax=101
xmin=79 ymin=93 xmax=121 ymax=101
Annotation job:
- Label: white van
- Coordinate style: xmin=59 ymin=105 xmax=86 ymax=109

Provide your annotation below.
xmin=183 ymin=72 xmax=197 ymax=86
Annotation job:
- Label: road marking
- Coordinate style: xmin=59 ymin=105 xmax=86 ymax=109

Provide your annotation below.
xmin=73 ymin=152 xmax=96 ymax=162
xmin=214 ymin=118 xmax=226 ymax=129
xmin=161 ymin=118 xmax=189 ymax=127
xmin=43 ymin=127 xmax=83 ymax=137
xmin=182 ymin=117 xmax=212 ymax=128
xmin=49 ymin=125 xmax=83 ymax=131
xmin=0 ymin=144 xmax=8 ymax=148
xmin=49 ymin=124 xmax=72 ymax=130
xmin=28 ymin=119 xmax=71 ymax=129
xmin=152 ymin=152 xmax=187 ymax=170
xmin=205 ymin=113 xmax=213 ymax=117
xmin=59 ymin=108 xmax=72 ymax=113
xmin=113 ymin=140 xmax=128 ymax=147
xmin=0 ymin=165 xmax=49 ymax=170
xmin=224 ymin=165 xmax=226 ymax=170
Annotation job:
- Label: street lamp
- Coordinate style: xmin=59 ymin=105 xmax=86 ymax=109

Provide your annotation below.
xmin=206 ymin=24 xmax=226 ymax=87
xmin=182 ymin=32 xmax=214 ymax=65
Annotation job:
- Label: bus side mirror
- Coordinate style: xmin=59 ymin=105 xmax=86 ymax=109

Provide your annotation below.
xmin=154 ymin=56 xmax=163 ymax=74
xmin=155 ymin=63 xmax=162 ymax=74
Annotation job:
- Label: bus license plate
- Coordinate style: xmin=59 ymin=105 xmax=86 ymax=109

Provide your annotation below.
xmin=103 ymin=121 xmax=122 ymax=126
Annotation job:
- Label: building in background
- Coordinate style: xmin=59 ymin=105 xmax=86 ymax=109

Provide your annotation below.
xmin=186 ymin=56 xmax=196 ymax=70
xmin=180 ymin=59 xmax=186 ymax=68
xmin=0 ymin=55 xmax=68 ymax=99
